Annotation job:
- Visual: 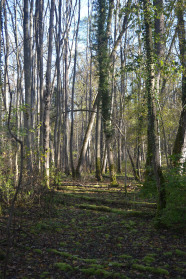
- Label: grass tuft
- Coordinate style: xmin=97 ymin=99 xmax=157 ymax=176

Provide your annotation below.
xmin=54 ymin=262 xmax=73 ymax=271
xmin=175 ymin=249 xmax=186 ymax=257
xmin=132 ymin=264 xmax=169 ymax=275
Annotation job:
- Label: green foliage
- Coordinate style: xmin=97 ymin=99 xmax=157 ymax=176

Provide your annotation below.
xmin=163 ymin=251 xmax=173 ymax=256
xmin=50 ymin=166 xmax=63 ymax=187
xmin=80 ymin=267 xmax=111 ymax=278
xmin=33 ymin=249 xmax=42 ymax=254
xmin=119 ymin=254 xmax=133 ymax=260
xmin=175 ymin=249 xmax=186 ymax=257
xmin=158 ymin=167 xmax=186 ymax=230
xmin=143 ymin=255 xmax=155 ymax=264
xmin=140 ymin=171 xmax=157 ymax=199
xmin=54 ymin=262 xmax=73 ymax=272
xmin=132 ymin=264 xmax=169 ymax=275
xmin=40 ymin=271 xmax=50 ymax=278
xmin=0 ymin=156 xmax=15 ymax=205
xmin=32 ymin=219 xmax=63 ymax=233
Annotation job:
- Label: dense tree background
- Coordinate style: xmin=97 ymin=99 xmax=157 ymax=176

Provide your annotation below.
xmin=0 ymin=0 xmax=185 ymax=225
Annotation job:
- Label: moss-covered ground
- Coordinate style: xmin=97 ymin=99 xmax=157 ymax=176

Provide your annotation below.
xmin=0 ymin=178 xmax=185 ymax=278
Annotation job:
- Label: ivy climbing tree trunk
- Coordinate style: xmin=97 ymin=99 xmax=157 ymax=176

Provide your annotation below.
xmin=95 ymin=0 xmax=131 ymax=185
xmin=172 ymin=0 xmax=186 ymax=168
xmin=143 ymin=0 xmax=166 ymax=216
xmin=96 ymin=0 xmax=118 ymax=185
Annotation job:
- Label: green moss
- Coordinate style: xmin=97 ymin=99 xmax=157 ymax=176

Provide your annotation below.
xmin=89 ymin=264 xmax=104 ymax=269
xmin=119 ymin=254 xmax=133 ymax=260
xmin=80 ymin=267 xmax=98 ymax=275
xmin=40 ymin=271 xmax=50 ymax=278
xmin=54 ymin=262 xmax=73 ymax=272
xmin=47 ymin=248 xmax=78 ymax=259
xmin=143 ymin=255 xmax=155 ymax=264
xmin=83 ymin=258 xmax=98 ymax=264
xmin=105 ymin=234 xmax=110 ymax=239
xmin=130 ymin=229 xmax=138 ymax=234
xmin=33 ymin=249 xmax=42 ymax=254
xmin=79 ymin=204 xmax=111 ymax=212
xmin=163 ymin=251 xmax=173 ymax=256
xmin=80 ymin=267 xmax=111 ymax=277
xmin=59 ymin=242 xmax=66 ymax=247
xmin=175 ymin=249 xmax=186 ymax=257
xmin=95 ymin=269 xmax=112 ymax=277
xmin=132 ymin=264 xmax=169 ymax=275
xmin=146 ymin=253 xmax=157 ymax=257
xmin=117 ymin=237 xmax=123 ymax=241
xmin=108 ymin=262 xmax=123 ymax=267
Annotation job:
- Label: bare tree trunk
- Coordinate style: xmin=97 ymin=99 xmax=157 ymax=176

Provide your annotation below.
xmin=35 ymin=0 xmax=44 ymax=171
xmin=70 ymin=0 xmax=81 ymax=178
xmin=153 ymin=0 xmax=165 ymax=167
xmin=102 ymin=142 xmax=107 ymax=174
xmin=75 ymin=94 xmax=98 ymax=178
xmin=43 ymin=0 xmax=55 ymax=187
xmin=64 ymin=35 xmax=70 ymax=175
xmin=54 ymin=0 xmax=62 ymax=170
xmin=24 ymin=0 xmax=32 ymax=172
xmin=96 ymin=99 xmax=102 ymax=181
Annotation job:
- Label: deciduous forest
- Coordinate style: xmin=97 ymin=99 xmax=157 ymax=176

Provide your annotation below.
xmin=0 ymin=0 xmax=185 ymax=278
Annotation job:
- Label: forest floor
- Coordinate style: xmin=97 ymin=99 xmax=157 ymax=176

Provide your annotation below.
xmin=0 ymin=176 xmax=185 ymax=279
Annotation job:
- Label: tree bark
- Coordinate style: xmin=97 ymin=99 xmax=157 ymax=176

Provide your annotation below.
xmin=172 ymin=1 xmax=186 ymax=168
xmin=75 ymin=94 xmax=98 ymax=178
xmin=24 ymin=0 xmax=32 ymax=172
xmin=96 ymin=99 xmax=102 ymax=181
xmin=70 ymin=0 xmax=81 ymax=178
xmin=143 ymin=0 xmax=166 ymax=215
xmin=43 ymin=0 xmax=55 ymax=187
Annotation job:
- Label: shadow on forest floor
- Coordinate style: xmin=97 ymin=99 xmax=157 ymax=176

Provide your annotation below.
xmin=0 ymin=178 xmax=185 ymax=278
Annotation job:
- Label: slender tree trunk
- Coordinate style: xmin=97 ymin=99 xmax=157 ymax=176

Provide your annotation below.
xmin=54 ymin=0 xmax=62 ymax=170
xmin=64 ymin=35 xmax=70 ymax=175
xmin=75 ymin=94 xmax=98 ymax=178
xmin=70 ymin=0 xmax=81 ymax=178
xmin=172 ymin=1 xmax=186 ymax=168
xmin=143 ymin=0 xmax=166 ymax=215
xmin=96 ymin=99 xmax=102 ymax=181
xmin=36 ymin=0 xmax=44 ymax=171
xmin=24 ymin=0 xmax=32 ymax=172
xmin=43 ymin=0 xmax=55 ymax=187
xmin=153 ymin=0 xmax=165 ymax=167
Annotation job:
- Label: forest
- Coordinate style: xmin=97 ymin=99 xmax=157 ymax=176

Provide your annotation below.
xmin=0 ymin=0 xmax=185 ymax=278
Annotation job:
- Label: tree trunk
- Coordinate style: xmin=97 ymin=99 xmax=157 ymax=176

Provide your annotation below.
xmin=54 ymin=0 xmax=62 ymax=170
xmin=70 ymin=0 xmax=80 ymax=178
xmin=24 ymin=0 xmax=32 ymax=172
xmin=75 ymin=94 xmax=98 ymax=178
xmin=143 ymin=0 xmax=166 ymax=215
xmin=96 ymin=99 xmax=102 ymax=181
xmin=43 ymin=0 xmax=55 ymax=187
xmin=172 ymin=1 xmax=186 ymax=168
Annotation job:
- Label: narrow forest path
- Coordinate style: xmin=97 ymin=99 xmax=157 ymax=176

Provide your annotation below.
xmin=0 ymin=180 xmax=185 ymax=278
